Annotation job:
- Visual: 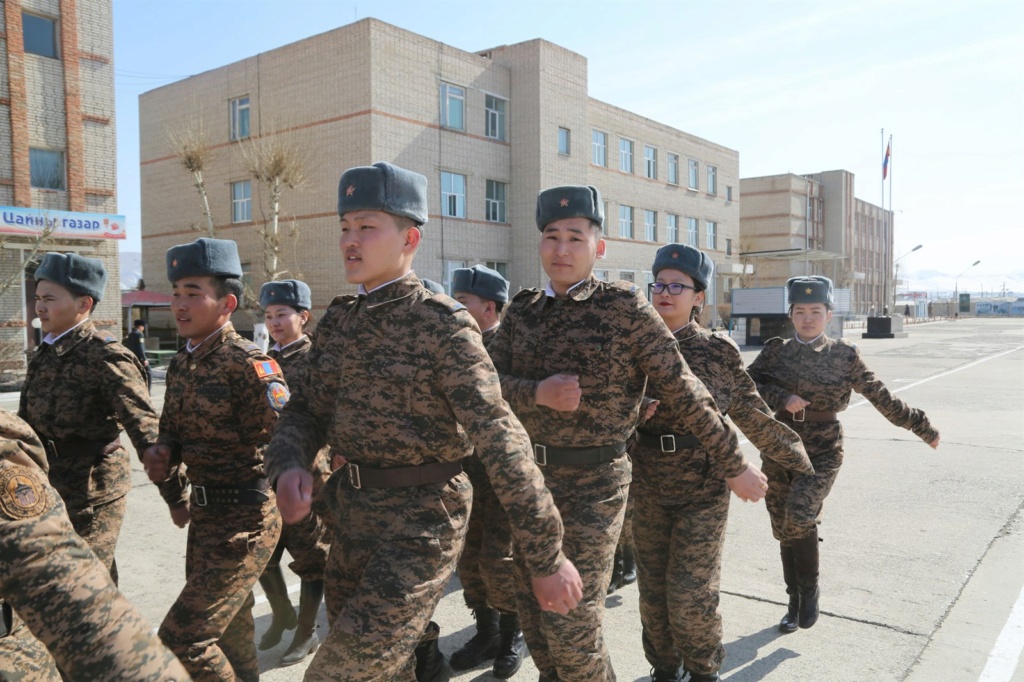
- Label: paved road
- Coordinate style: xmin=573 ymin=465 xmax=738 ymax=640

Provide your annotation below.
xmin=6 ymin=318 xmax=1021 ymax=680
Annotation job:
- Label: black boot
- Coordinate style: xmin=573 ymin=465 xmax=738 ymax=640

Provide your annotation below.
xmin=449 ymin=607 xmax=500 ymax=670
xmin=415 ymin=621 xmax=453 ymax=682
xmin=608 ymin=549 xmax=624 ymax=594
xmin=280 ymin=579 xmax=324 ymax=666
xmin=778 ymin=542 xmax=799 ymax=634
xmin=258 ymin=565 xmax=297 ymax=650
xmin=688 ymin=671 xmax=721 ymax=682
xmin=620 ymin=544 xmax=637 ymax=587
xmin=492 ymin=612 xmax=526 ymax=679
xmin=650 ymin=665 xmax=684 ymax=682
xmin=792 ymin=530 xmax=820 ymax=629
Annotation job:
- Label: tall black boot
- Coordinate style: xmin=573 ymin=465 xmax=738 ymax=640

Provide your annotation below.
xmin=258 ymin=565 xmax=297 ymax=650
xmin=620 ymin=543 xmax=637 ymax=587
xmin=778 ymin=542 xmax=799 ymax=633
xmin=449 ymin=607 xmax=500 ymax=670
xmin=415 ymin=621 xmax=453 ymax=682
xmin=280 ymin=579 xmax=324 ymax=666
xmin=492 ymin=612 xmax=526 ymax=679
xmin=792 ymin=530 xmax=820 ymax=629
xmin=608 ymin=549 xmax=624 ymax=595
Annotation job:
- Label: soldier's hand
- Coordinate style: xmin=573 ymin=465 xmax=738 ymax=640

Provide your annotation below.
xmin=277 ymin=468 xmax=314 ymax=524
xmin=169 ymin=504 xmax=190 ymax=528
xmin=643 ymin=399 xmax=660 ymax=422
xmin=928 ymin=436 xmax=940 ymax=449
xmin=784 ymin=394 xmax=810 ymax=414
xmin=142 ymin=444 xmax=171 ymax=482
xmin=726 ymin=463 xmax=769 ymax=503
xmin=536 ymin=374 xmax=582 ymax=412
xmin=532 ymin=559 xmax=583 ymax=615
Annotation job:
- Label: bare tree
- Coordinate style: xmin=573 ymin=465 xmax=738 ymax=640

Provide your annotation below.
xmin=167 ymin=119 xmax=216 ymax=237
xmin=242 ymin=133 xmax=307 ymax=281
xmin=0 ymin=224 xmax=56 ymax=376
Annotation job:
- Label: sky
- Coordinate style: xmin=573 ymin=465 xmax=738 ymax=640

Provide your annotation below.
xmin=112 ymin=0 xmax=1024 ymax=297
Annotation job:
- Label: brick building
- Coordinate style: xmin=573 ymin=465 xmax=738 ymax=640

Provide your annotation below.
xmin=139 ymin=19 xmax=744 ymax=331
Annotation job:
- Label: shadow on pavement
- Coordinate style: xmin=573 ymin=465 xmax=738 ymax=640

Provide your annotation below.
xmin=720 ymin=625 xmax=799 ymax=680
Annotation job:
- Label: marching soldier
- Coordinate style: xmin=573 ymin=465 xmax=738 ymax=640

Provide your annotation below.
xmin=0 ymin=409 xmax=191 ymax=682
xmin=447 ymin=265 xmax=526 ymax=679
xmin=265 ymin=162 xmax=581 ymax=681
xmin=19 ymin=252 xmax=159 ymax=583
xmin=142 ymin=238 xmax=285 ymax=682
xmin=635 ymin=244 xmax=813 ymax=682
xmin=257 ymin=279 xmax=331 ymax=666
xmin=747 ymin=276 xmax=940 ymax=633
xmin=487 ymin=186 xmax=746 ymax=681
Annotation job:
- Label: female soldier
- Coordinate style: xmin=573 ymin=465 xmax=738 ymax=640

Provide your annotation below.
xmin=257 ymin=279 xmax=332 ymax=666
xmin=634 ymin=244 xmax=813 ymax=682
xmin=747 ymin=276 xmax=939 ymax=635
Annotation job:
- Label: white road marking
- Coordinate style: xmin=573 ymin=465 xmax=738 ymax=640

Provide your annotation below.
xmin=979 ymin=585 xmax=1024 ymax=682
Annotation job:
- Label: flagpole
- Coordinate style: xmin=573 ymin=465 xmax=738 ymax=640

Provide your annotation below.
xmin=889 ymin=134 xmax=894 ymax=312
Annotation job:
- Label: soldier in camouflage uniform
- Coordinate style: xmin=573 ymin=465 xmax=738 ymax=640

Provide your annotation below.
xmin=0 ymin=409 xmax=191 ymax=682
xmin=488 ymin=186 xmax=746 ymax=682
xmin=447 ymin=265 xmax=526 ymax=679
xmin=257 ymin=279 xmax=331 ymax=666
xmin=142 ymin=238 xmax=285 ymax=682
xmin=266 ymin=162 xmax=582 ymax=682
xmin=634 ymin=244 xmax=814 ymax=682
xmin=747 ymin=276 xmax=940 ymax=634
xmin=19 ymin=252 xmax=159 ymax=584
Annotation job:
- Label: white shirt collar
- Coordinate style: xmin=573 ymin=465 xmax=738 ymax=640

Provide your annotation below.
xmin=186 ymin=323 xmax=230 ymax=353
xmin=357 ymin=273 xmax=410 ymax=296
xmin=480 ymin=323 xmax=500 ymax=334
xmin=544 ymin=278 xmax=588 ymax=298
xmin=271 ymin=335 xmax=307 ymax=353
xmin=795 ymin=332 xmax=825 ymax=346
xmin=42 ymin=318 xmax=88 ymax=345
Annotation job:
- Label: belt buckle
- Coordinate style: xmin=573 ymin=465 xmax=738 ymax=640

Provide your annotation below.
xmin=794 ymin=408 xmax=806 ymax=423
xmin=534 ymin=444 xmax=547 ymax=466
xmin=45 ymin=439 xmax=59 ymax=460
xmin=660 ymin=434 xmax=676 ymax=453
xmin=193 ymin=485 xmax=207 ymax=507
xmin=347 ymin=463 xmax=362 ymax=489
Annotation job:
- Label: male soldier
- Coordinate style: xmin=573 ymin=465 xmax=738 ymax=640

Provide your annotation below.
xmin=142 ymin=238 xmax=285 ymax=682
xmin=124 ymin=319 xmax=152 ymax=391
xmin=0 ymin=409 xmax=191 ymax=681
xmin=447 ymin=265 xmax=526 ymax=679
xmin=266 ymin=162 xmax=582 ymax=682
xmin=487 ymin=185 xmax=747 ymax=682
xmin=19 ymin=252 xmax=159 ymax=584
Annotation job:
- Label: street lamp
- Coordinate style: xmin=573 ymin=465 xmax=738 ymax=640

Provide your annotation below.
xmin=954 ymin=260 xmax=981 ymax=317
xmin=890 ymin=244 xmax=923 ymax=315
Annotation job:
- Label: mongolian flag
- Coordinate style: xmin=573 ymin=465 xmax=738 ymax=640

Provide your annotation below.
xmin=883 ymin=140 xmax=891 ymax=179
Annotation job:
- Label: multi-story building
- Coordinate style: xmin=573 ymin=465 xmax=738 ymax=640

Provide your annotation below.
xmin=1 ymin=0 xmax=123 ymax=374
xmin=139 ymin=19 xmax=742 ymax=331
xmin=739 ymin=169 xmax=893 ymax=316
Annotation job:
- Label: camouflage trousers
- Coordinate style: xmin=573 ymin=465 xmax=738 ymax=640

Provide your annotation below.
xmin=159 ymin=497 xmax=281 ymax=682
xmin=762 ymin=458 xmax=840 ymax=542
xmin=615 ymin=489 xmax=634 ymax=552
xmin=0 ymin=609 xmax=59 ymax=682
xmin=457 ymin=458 xmax=516 ymax=613
xmin=268 ymin=506 xmax=330 ymax=581
xmin=304 ymin=471 xmax=471 ymax=681
xmin=633 ymin=483 xmax=730 ymax=675
xmin=65 ymin=494 xmax=127 ymax=584
xmin=513 ymin=465 xmax=628 ymax=682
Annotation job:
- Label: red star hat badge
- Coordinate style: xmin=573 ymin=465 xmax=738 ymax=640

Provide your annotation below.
xmin=672 ymin=252 xmax=679 ymax=258
xmin=346 ymin=185 xmax=356 ymax=196
xmin=172 ymin=259 xmax=178 ymax=267
xmin=559 ymin=198 xmax=569 ymax=207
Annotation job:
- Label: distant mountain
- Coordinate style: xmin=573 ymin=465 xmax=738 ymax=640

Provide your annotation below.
xmin=902 ymin=269 xmax=1023 ymax=299
xmin=120 ymin=251 xmax=142 ymax=290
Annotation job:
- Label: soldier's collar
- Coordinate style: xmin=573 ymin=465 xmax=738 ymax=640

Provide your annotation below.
xmin=271 ymin=335 xmax=310 ymax=359
xmin=362 ymin=272 xmax=420 ymax=308
xmin=187 ymin=322 xmax=234 ymax=361
xmin=47 ymin=319 xmax=94 ymax=356
xmin=543 ymin=276 xmax=600 ymax=302
xmin=794 ymin=332 xmax=828 ymax=350
xmin=672 ymin=320 xmax=700 ymax=342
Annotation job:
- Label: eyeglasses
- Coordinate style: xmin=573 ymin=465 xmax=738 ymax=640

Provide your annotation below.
xmin=649 ymin=282 xmax=697 ymax=296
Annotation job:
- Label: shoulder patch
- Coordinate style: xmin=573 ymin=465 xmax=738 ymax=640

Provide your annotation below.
xmin=424 ymin=296 xmax=466 ymax=313
xmin=99 ymin=332 xmax=117 ymax=344
xmin=765 ymin=337 xmax=785 ymax=347
xmin=512 ymin=287 xmax=544 ymax=302
xmin=253 ymin=358 xmax=283 ymax=379
xmin=266 ymin=381 xmax=290 ymax=412
xmin=329 ymin=294 xmax=359 ymax=308
xmin=0 ymin=466 xmax=48 ymax=519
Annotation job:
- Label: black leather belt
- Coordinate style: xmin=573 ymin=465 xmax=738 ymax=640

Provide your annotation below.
xmin=42 ymin=437 xmax=121 ymax=460
xmin=345 ymin=461 xmax=463 ymax=489
xmin=776 ymin=409 xmax=838 ymax=423
xmin=636 ymin=431 xmax=701 ymax=453
xmin=532 ymin=441 xmax=628 ymax=466
xmin=191 ymin=478 xmax=271 ymax=506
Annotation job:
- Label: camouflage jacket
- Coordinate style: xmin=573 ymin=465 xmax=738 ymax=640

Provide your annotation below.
xmin=157 ymin=323 xmax=286 ymax=508
xmin=747 ymin=335 xmax=939 ymax=469
xmin=268 ymin=335 xmax=331 ymax=482
xmin=487 ymin=277 xmax=740 ymax=490
xmin=265 ymin=273 xmax=566 ymax=577
xmin=19 ymin=320 xmax=159 ymax=508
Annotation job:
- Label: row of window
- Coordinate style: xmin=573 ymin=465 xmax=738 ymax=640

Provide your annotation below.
xmin=23 ymin=12 xmax=59 ymax=60
xmin=613 ymin=206 xmax=730 ymax=253
xmin=441 ymin=83 xmax=507 ymax=141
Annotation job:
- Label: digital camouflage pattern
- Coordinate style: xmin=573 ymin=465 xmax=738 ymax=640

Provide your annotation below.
xmin=156 ymin=323 xmax=283 ymax=681
xmin=0 ymin=410 xmax=191 ymax=682
xmin=747 ymin=334 xmax=940 ymax=541
xmin=18 ymin=319 xmax=159 ymax=581
xmin=488 ymin=276 xmax=742 ymax=682
xmin=266 ymin=273 xmax=566 ymax=681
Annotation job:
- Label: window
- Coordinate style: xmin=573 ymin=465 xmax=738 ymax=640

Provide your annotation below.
xmin=23 ymin=13 xmax=58 ymax=59
xmin=231 ymin=180 xmax=252 ymax=223
xmin=644 ymin=210 xmax=657 ymax=242
xmin=443 ymin=260 xmax=468 ymax=295
xmin=706 ymin=221 xmax=718 ymax=250
xmin=687 ymin=217 xmax=699 ymax=247
xmin=619 ymin=205 xmax=634 ymax=239
xmin=592 ymin=131 xmax=607 ymax=166
xmin=29 ymin=149 xmax=65 ymax=190
xmin=440 ymin=83 xmax=465 ymax=131
xmin=707 ymin=165 xmax=718 ymax=195
xmin=644 ymin=271 xmax=655 ymax=299
xmin=619 ymin=139 xmax=634 ymax=173
xmin=667 ymin=214 xmax=679 ymax=242
xmin=485 ymin=261 xmax=509 ymax=280
xmin=668 ymin=153 xmax=680 ymax=185
xmin=726 ymin=238 xmax=733 ymax=256
xmin=485 ymin=180 xmax=507 ymax=223
xmin=726 ymin=185 xmax=733 ymax=202
xmin=620 ymin=271 xmax=635 ymax=283
xmin=441 ymin=172 xmax=466 ymax=218
xmin=595 ymin=270 xmax=610 ymax=282
xmin=644 ymin=145 xmax=657 ymax=179
xmin=485 ymin=95 xmax=506 ymax=141
xmin=230 ymin=97 xmax=250 ymax=141
xmin=688 ymin=159 xmax=699 ymax=190
xmin=558 ymin=127 xmax=571 ymax=155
